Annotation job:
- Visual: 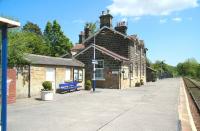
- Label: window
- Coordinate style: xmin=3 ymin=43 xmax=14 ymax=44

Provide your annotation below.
xmin=74 ymin=69 xmax=83 ymax=82
xmin=95 ymin=60 xmax=104 ymax=80
xmin=79 ymin=70 xmax=83 ymax=81
xmin=74 ymin=69 xmax=78 ymax=81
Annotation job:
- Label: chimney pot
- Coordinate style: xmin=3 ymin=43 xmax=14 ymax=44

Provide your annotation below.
xmin=107 ymin=9 xmax=110 ymax=14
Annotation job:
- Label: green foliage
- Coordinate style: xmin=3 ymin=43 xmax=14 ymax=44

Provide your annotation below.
xmin=22 ymin=21 xmax=42 ymax=35
xmin=42 ymin=81 xmax=52 ymax=91
xmin=177 ymin=58 xmax=200 ymax=79
xmin=85 ymin=22 xmax=97 ymax=34
xmin=85 ymin=80 xmax=92 ymax=90
xmin=8 ymin=30 xmax=50 ymax=67
xmin=151 ymin=60 xmax=177 ymax=78
xmin=6 ymin=20 xmax=73 ymax=67
xmin=44 ymin=20 xmax=73 ymax=57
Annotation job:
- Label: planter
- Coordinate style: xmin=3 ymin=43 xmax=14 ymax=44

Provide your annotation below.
xmin=41 ymin=90 xmax=53 ymax=101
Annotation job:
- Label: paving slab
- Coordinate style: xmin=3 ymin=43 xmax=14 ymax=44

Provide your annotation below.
xmin=8 ymin=78 xmax=181 ymax=131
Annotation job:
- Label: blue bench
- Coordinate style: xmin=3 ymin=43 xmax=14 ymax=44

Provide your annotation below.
xmin=59 ymin=81 xmax=81 ymax=92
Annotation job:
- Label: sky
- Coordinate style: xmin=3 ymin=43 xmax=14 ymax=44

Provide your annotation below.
xmin=0 ymin=0 xmax=200 ymax=66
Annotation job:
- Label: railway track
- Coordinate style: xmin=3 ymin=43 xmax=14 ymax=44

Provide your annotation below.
xmin=183 ymin=77 xmax=200 ymax=131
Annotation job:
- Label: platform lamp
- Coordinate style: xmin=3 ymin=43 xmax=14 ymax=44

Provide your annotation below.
xmin=0 ymin=17 xmax=20 ymax=131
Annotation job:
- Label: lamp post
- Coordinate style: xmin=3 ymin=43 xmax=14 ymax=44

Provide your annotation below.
xmin=92 ymin=36 xmax=96 ymax=92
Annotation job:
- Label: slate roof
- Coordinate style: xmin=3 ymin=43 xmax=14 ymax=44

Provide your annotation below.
xmin=74 ymin=44 xmax=129 ymax=62
xmin=25 ymin=54 xmax=84 ymax=67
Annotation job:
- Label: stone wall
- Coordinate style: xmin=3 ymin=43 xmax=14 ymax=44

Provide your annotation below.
xmin=30 ymin=65 xmax=45 ymax=96
xmin=76 ymin=48 xmax=121 ymax=89
xmin=85 ymin=29 xmax=129 ymax=58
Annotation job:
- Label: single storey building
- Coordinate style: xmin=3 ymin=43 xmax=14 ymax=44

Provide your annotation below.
xmin=16 ymin=54 xmax=85 ymax=98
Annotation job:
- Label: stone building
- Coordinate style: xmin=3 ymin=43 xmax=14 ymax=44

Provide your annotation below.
xmin=73 ymin=10 xmax=147 ymax=89
xmin=16 ymin=54 xmax=85 ymax=98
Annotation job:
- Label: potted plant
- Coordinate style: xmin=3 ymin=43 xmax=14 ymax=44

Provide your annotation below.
xmin=41 ymin=81 xmax=53 ymax=101
xmin=135 ymin=82 xmax=141 ymax=87
xmin=140 ymin=79 xmax=144 ymax=85
xmin=85 ymin=80 xmax=92 ymax=90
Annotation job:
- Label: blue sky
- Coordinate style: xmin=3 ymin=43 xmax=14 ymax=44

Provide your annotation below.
xmin=0 ymin=0 xmax=200 ymax=66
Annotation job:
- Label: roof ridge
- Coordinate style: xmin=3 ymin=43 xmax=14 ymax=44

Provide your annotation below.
xmin=28 ymin=54 xmax=73 ymax=60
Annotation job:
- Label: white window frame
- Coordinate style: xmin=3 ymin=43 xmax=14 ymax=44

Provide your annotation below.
xmin=74 ymin=68 xmax=83 ymax=82
xmin=95 ymin=60 xmax=104 ymax=80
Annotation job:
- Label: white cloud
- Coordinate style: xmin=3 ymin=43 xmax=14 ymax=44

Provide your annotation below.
xmin=107 ymin=0 xmax=198 ymax=17
xmin=172 ymin=17 xmax=182 ymax=22
xmin=160 ymin=19 xmax=168 ymax=24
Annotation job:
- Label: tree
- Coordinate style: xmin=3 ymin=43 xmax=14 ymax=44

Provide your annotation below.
xmin=177 ymin=58 xmax=199 ymax=78
xmin=85 ymin=22 xmax=97 ymax=34
xmin=43 ymin=20 xmax=72 ymax=56
xmin=8 ymin=30 xmax=50 ymax=67
xmin=151 ymin=60 xmax=177 ymax=78
xmin=22 ymin=21 xmax=42 ymax=35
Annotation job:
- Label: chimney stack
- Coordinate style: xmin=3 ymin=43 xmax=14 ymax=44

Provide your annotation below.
xmin=84 ymin=24 xmax=91 ymax=39
xmin=99 ymin=10 xmax=113 ymax=28
xmin=79 ymin=31 xmax=85 ymax=43
xmin=114 ymin=21 xmax=128 ymax=35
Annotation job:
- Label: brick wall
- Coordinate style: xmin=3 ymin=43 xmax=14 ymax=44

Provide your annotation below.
xmin=7 ymin=69 xmax=16 ymax=104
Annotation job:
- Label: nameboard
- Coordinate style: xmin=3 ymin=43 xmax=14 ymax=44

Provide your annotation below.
xmin=112 ymin=71 xmax=119 ymax=74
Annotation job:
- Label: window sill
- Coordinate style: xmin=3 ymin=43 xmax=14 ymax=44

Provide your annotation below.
xmin=92 ymin=78 xmax=105 ymax=81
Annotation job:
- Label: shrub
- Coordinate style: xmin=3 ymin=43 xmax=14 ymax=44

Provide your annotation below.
xmin=42 ymin=81 xmax=52 ymax=91
xmin=140 ymin=79 xmax=144 ymax=85
xmin=85 ymin=80 xmax=92 ymax=90
xmin=135 ymin=82 xmax=141 ymax=87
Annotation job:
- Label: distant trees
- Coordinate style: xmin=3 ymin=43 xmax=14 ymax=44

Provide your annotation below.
xmin=84 ymin=22 xmax=97 ymax=34
xmin=8 ymin=20 xmax=73 ymax=67
xmin=151 ymin=60 xmax=177 ymax=78
xmin=177 ymin=58 xmax=200 ymax=79
xmin=149 ymin=58 xmax=200 ymax=80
